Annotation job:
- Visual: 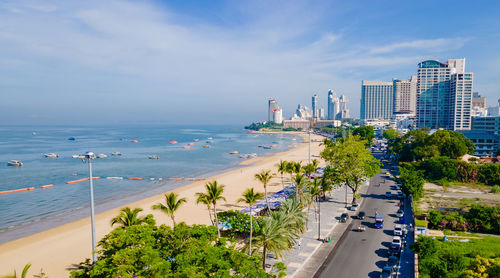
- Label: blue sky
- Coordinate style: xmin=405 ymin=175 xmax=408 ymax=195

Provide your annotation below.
xmin=1 ymin=0 xmax=499 ymax=125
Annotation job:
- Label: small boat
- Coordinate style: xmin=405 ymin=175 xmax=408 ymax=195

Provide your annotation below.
xmin=120 ymin=138 xmax=127 ymax=141
xmin=169 ymin=141 xmax=178 ymax=144
xmin=257 ymin=145 xmax=264 ymax=148
xmin=32 ymin=132 xmax=37 ymax=135
xmin=188 ymin=143 xmax=195 ymax=146
xmin=202 ymin=145 xmax=210 ymax=148
xmin=229 ymin=151 xmax=239 ymax=155
xmin=72 ymin=154 xmax=84 ymax=159
xmin=68 ymin=137 xmax=76 ymax=141
xmin=207 ymin=137 xmax=213 ymax=140
xmin=44 ymin=153 xmax=58 ymax=158
xmin=7 ymin=160 xmax=23 ymax=166
xmin=106 ymin=177 xmax=123 ymax=180
xmin=263 ymin=146 xmax=272 ymax=149
xmin=270 ymin=144 xmax=278 ymax=148
xmin=182 ymin=146 xmax=190 ymax=149
xmin=149 ymin=155 xmax=160 ymax=159
xmin=194 ymin=139 xmax=200 ymax=142
xmin=130 ymin=140 xmax=138 ymax=143
xmin=97 ymin=154 xmax=107 ymax=158
xmin=111 ymin=152 xmax=122 ymax=156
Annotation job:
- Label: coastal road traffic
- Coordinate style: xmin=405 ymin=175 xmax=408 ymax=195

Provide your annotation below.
xmin=315 ymin=151 xmax=404 ymax=278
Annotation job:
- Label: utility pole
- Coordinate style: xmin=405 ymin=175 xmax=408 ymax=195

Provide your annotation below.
xmin=308 ymin=129 xmax=311 ymax=164
xmin=86 ymin=152 xmax=97 ymax=263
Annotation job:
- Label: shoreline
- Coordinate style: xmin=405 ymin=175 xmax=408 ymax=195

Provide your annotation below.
xmin=0 ymin=132 xmax=325 ymax=277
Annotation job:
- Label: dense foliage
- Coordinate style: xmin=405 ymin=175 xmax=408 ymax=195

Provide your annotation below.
xmin=383 ymin=128 xmax=401 ymax=141
xmin=411 ymin=236 xmax=500 ymax=278
xmin=398 ymin=166 xmax=425 ymax=200
xmin=352 ymin=126 xmax=375 ymax=144
xmin=70 ymin=223 xmax=273 ymax=278
xmin=427 ymin=205 xmax=500 ymax=234
xmin=217 ymin=210 xmax=264 ymax=236
xmin=321 ymin=136 xmax=381 ymax=203
xmin=245 ymin=122 xmax=284 ymax=131
xmin=390 ymin=129 xmax=474 ymax=162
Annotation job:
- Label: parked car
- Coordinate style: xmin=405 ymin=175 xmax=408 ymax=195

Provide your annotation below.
xmin=391 ymin=236 xmax=402 ymax=249
xmin=339 ymin=213 xmax=348 ymax=222
xmin=396 ymin=209 xmax=404 ymax=218
xmin=349 ymin=203 xmax=359 ymax=211
xmin=385 ymin=191 xmax=392 ymax=198
xmin=397 ymin=192 xmax=405 ymax=199
xmin=393 ymin=224 xmax=404 ymax=236
xmin=380 ymin=266 xmax=392 ymax=278
xmin=387 ymin=255 xmax=399 ymax=269
xmin=358 ymin=211 xmax=366 ymax=220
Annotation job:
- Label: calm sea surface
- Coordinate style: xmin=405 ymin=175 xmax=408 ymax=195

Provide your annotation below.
xmin=0 ymin=125 xmax=302 ymax=242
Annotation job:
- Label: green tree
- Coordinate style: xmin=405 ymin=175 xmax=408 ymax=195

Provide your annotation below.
xmin=275 ymin=160 xmax=288 ymax=189
xmin=71 ymin=223 xmax=272 ymax=277
xmin=196 ymin=181 xmax=226 ymax=238
xmin=255 ymin=170 xmax=275 ymax=211
xmin=383 ymin=128 xmax=400 ymax=141
xmin=410 ymin=235 xmax=438 ymax=258
xmin=398 ymin=167 xmax=425 ymax=200
xmin=321 ymin=136 xmax=381 ymax=204
xmin=195 ymin=192 xmax=214 ymax=225
xmin=319 ymin=176 xmax=333 ymax=201
xmin=110 ymin=207 xmax=154 ymax=228
xmin=293 ymin=174 xmax=308 ymax=202
xmin=152 ymin=192 xmax=187 ymax=226
xmin=252 ymin=216 xmax=293 ymax=270
xmin=237 ymin=188 xmax=264 ymax=255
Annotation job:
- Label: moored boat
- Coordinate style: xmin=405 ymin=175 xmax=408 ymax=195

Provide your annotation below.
xmin=44 ymin=153 xmax=58 ymax=158
xmin=229 ymin=151 xmax=239 ymax=155
xmin=202 ymin=145 xmax=210 ymax=148
xmin=169 ymin=141 xmax=178 ymax=144
xmin=68 ymin=137 xmax=76 ymax=141
xmin=130 ymin=140 xmax=139 ymax=143
xmin=111 ymin=152 xmax=122 ymax=156
xmin=182 ymin=146 xmax=190 ymax=149
xmin=149 ymin=155 xmax=160 ymax=159
xmin=188 ymin=143 xmax=195 ymax=146
xmin=194 ymin=139 xmax=200 ymax=142
xmin=97 ymin=154 xmax=107 ymax=158
xmin=7 ymin=160 xmax=23 ymax=166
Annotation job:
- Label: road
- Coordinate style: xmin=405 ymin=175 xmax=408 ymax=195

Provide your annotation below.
xmin=315 ymin=151 xmax=408 ymax=278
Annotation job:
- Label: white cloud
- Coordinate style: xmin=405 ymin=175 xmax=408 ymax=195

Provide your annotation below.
xmin=369 ymin=37 xmax=470 ymax=54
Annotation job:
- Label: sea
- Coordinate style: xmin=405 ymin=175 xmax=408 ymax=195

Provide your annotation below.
xmin=0 ymin=125 xmax=302 ymax=243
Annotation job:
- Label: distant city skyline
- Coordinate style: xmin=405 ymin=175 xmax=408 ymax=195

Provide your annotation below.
xmin=1 ymin=0 xmax=499 ymax=124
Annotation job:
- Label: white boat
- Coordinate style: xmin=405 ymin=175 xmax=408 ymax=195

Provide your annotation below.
xmin=97 ymin=154 xmax=108 ymax=158
xmin=7 ymin=160 xmax=23 ymax=166
xmin=229 ymin=151 xmax=239 ymax=155
xmin=148 ymin=155 xmax=160 ymax=159
xmin=106 ymin=177 xmax=124 ymax=180
xmin=44 ymin=153 xmax=58 ymax=158
xmin=207 ymin=137 xmax=213 ymax=140
xmin=111 ymin=152 xmax=122 ymax=156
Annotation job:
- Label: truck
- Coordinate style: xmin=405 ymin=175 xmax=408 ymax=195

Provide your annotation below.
xmin=375 ymin=213 xmax=384 ymax=229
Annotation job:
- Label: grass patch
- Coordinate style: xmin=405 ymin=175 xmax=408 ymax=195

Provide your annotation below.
xmin=415 ymin=219 xmax=427 ymax=227
xmin=491 ymin=185 xmax=500 ymax=194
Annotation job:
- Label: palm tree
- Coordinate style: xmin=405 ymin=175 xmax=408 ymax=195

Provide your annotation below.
xmin=303 ymin=163 xmax=316 ymax=178
xmin=309 ymin=178 xmax=322 ymax=239
xmin=285 ymin=161 xmax=295 ymax=185
xmin=195 ymin=192 xmax=213 ymax=225
xmin=1 ymin=263 xmax=31 ymax=278
xmin=196 ymin=181 xmax=226 ymax=238
xmin=237 ymin=188 xmax=264 ymax=255
xmin=251 ymin=216 xmax=293 ymax=270
xmin=152 ymin=192 xmax=187 ymax=226
xmin=110 ymin=207 xmax=150 ymax=228
xmin=319 ymin=176 xmax=333 ymax=201
xmin=254 ymin=170 xmax=275 ymax=211
xmin=292 ymin=161 xmax=302 ymax=176
xmin=293 ymin=174 xmax=308 ymax=202
xmin=275 ymin=160 xmax=288 ymax=189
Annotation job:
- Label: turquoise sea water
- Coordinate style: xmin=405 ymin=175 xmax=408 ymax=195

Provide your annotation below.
xmin=0 ymin=125 xmax=302 ymax=242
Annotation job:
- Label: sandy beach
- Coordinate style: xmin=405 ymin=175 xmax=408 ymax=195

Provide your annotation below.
xmin=0 ymin=132 xmax=325 ymax=277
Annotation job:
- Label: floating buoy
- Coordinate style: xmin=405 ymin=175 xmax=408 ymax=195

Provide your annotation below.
xmin=131 ymin=140 xmax=138 ymax=143
xmin=0 ymin=187 xmax=35 ymax=195
xmin=72 ymin=173 xmax=77 ymax=176
xmin=66 ymin=177 xmax=100 ymax=184
xmin=40 ymin=184 xmax=54 ymax=189
xmin=129 ymin=177 xmax=143 ymax=180
xmin=168 ymin=178 xmax=182 ymax=181
xmin=106 ymin=177 xmax=123 ymax=180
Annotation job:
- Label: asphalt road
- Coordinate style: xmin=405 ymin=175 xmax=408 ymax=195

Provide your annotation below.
xmin=316 ymin=151 xmax=403 ymax=278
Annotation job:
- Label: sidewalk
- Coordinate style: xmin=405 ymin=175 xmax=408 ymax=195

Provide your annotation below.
xmin=268 ymin=184 xmax=366 ymax=277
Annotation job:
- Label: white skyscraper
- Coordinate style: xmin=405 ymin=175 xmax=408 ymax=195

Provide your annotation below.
xmin=393 ymin=76 xmax=417 ymax=116
xmin=312 ymin=94 xmax=318 ymax=119
xmin=268 ymin=98 xmax=279 ymax=122
xmin=360 ymin=81 xmax=394 ymax=120
xmin=272 ymin=108 xmax=283 ymax=124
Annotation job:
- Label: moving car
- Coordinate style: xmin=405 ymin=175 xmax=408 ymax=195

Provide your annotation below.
xmin=349 ymin=203 xmax=359 ymax=211
xmin=358 ymin=211 xmax=366 ymax=220
xmin=339 ymin=213 xmax=349 ymax=223
xmin=396 ymin=209 xmax=404 ymax=218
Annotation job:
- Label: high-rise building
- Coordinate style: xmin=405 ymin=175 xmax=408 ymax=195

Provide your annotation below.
xmin=360 ymin=81 xmax=394 ymax=120
xmin=272 ymin=108 xmax=283 ymax=124
xmin=487 ymin=98 xmax=500 ymax=116
xmin=312 ymin=94 xmax=318 ymax=119
xmin=393 ymin=76 xmax=417 ymax=116
xmin=268 ymin=99 xmax=279 ymax=122
xmin=327 ymin=90 xmax=336 ymax=120
xmin=471 ymin=92 xmax=488 ymax=117
xmin=319 ymin=108 xmax=325 ymax=119
xmin=338 ymin=95 xmax=350 ymax=120
xmin=416 ymin=58 xmax=473 ymax=130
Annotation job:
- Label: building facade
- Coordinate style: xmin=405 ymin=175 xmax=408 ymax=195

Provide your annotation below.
xmin=312 ymin=94 xmax=318 ymax=119
xmin=268 ymin=99 xmax=279 ymax=122
xmin=416 ymin=58 xmax=473 ymax=130
xmin=393 ymin=76 xmax=417 ymax=116
xmin=472 ymin=116 xmax=500 ymax=135
xmin=327 ymin=90 xmax=337 ymax=120
xmin=360 ymin=81 xmax=394 ymax=120
xmin=272 ymin=108 xmax=283 ymax=124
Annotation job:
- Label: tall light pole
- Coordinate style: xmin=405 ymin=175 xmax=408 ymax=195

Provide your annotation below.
xmin=308 ymin=129 xmax=311 ymax=164
xmin=84 ymin=151 xmax=97 ymax=263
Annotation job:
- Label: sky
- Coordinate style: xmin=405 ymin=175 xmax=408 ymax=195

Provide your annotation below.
xmin=1 ymin=0 xmax=499 ymax=125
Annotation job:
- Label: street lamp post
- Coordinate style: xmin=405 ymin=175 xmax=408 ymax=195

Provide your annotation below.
xmin=84 ymin=152 xmax=97 ymax=263
xmin=308 ymin=129 xmax=311 ymax=164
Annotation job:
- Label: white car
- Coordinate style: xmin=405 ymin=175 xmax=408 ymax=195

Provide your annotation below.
xmin=349 ymin=203 xmax=359 ymax=211
xmin=392 ymin=236 xmax=402 ymax=248
xmin=396 ymin=209 xmax=404 ymax=218
xmin=394 ymin=224 xmax=404 ymax=236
